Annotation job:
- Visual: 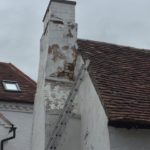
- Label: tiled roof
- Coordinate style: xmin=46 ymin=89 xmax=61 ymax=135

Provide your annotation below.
xmin=78 ymin=39 xmax=150 ymax=128
xmin=0 ymin=62 xmax=36 ymax=103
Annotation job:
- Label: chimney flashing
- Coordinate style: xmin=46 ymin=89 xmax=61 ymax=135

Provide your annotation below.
xmin=43 ymin=0 xmax=76 ymax=22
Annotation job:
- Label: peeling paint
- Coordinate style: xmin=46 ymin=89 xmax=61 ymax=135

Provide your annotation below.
xmin=47 ymin=43 xmax=77 ymax=80
xmin=48 ymin=44 xmax=66 ymax=62
xmin=44 ymin=82 xmax=72 ymax=110
xmin=62 ymin=46 xmax=69 ymax=51
xmin=57 ymin=63 xmax=75 ymax=80
xmin=45 ymin=18 xmax=78 ymax=80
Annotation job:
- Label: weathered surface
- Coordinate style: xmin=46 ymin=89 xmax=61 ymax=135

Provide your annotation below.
xmin=46 ymin=21 xmax=78 ymax=81
xmin=44 ymin=81 xmax=72 ymax=110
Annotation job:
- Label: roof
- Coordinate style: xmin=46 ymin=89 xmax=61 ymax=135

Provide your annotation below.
xmin=0 ymin=62 xmax=36 ymax=103
xmin=78 ymin=39 xmax=150 ymax=128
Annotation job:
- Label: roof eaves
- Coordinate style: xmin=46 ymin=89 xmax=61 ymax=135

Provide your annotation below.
xmin=108 ymin=119 xmax=150 ymax=129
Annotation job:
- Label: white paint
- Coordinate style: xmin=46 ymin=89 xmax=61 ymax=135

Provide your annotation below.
xmin=109 ymin=127 xmax=150 ymax=150
xmin=0 ymin=110 xmax=33 ymax=150
xmin=44 ymin=1 xmax=75 ymax=30
xmin=31 ymin=16 xmax=49 ymax=150
xmin=77 ymin=56 xmax=110 ymax=150
xmin=46 ymin=113 xmax=81 ymax=150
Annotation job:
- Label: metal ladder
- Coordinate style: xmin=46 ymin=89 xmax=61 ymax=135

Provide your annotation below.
xmin=46 ymin=60 xmax=90 ymax=150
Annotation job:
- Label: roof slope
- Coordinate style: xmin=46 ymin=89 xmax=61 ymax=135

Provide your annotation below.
xmin=0 ymin=62 xmax=36 ymax=103
xmin=78 ymin=39 xmax=150 ymax=128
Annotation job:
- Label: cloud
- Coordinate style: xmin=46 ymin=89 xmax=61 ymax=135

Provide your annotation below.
xmin=0 ymin=0 xmax=150 ymax=80
xmin=0 ymin=0 xmax=49 ymax=80
xmin=76 ymin=0 xmax=150 ymax=48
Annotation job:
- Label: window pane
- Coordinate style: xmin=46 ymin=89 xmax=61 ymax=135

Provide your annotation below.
xmin=5 ymin=83 xmax=18 ymax=91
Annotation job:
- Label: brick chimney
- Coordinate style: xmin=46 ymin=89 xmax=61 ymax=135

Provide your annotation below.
xmin=32 ymin=1 xmax=79 ymax=150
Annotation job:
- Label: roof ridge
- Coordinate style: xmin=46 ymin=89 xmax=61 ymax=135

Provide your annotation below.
xmin=8 ymin=63 xmax=36 ymax=87
xmin=78 ymin=38 xmax=150 ymax=53
xmin=0 ymin=62 xmax=9 ymax=65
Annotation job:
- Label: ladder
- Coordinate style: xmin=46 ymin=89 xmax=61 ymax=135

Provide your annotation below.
xmin=46 ymin=60 xmax=90 ymax=150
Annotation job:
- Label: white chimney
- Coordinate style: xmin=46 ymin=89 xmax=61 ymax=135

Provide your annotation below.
xmin=43 ymin=0 xmax=77 ymax=81
xmin=32 ymin=1 xmax=80 ymax=150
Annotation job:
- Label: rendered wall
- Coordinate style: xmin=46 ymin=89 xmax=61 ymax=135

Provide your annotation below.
xmin=76 ymin=56 xmax=110 ymax=150
xmin=46 ymin=112 xmax=81 ymax=150
xmin=109 ymin=127 xmax=150 ymax=150
xmin=0 ymin=109 xmax=33 ymax=150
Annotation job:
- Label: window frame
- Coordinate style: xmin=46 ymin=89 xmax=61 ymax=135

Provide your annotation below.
xmin=2 ymin=80 xmax=21 ymax=92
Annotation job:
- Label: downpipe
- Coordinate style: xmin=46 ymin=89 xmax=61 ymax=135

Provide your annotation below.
xmin=1 ymin=125 xmax=17 ymax=150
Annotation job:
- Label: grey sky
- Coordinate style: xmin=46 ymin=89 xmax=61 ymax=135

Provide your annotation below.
xmin=0 ymin=0 xmax=150 ymax=80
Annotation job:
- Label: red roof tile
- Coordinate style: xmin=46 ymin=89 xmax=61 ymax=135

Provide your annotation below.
xmin=78 ymin=39 xmax=150 ymax=128
xmin=0 ymin=62 xmax=36 ymax=103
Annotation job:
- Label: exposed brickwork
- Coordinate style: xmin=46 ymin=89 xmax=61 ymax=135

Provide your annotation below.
xmin=0 ymin=62 xmax=36 ymax=103
xmin=78 ymin=39 xmax=150 ymax=128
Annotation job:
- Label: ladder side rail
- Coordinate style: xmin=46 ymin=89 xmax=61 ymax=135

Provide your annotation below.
xmin=50 ymin=110 xmax=75 ymax=149
xmin=46 ymin=63 xmax=85 ymax=147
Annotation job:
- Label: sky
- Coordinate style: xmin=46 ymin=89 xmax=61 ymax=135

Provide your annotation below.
xmin=0 ymin=0 xmax=150 ymax=81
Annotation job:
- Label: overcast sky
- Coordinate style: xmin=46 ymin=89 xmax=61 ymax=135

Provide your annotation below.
xmin=0 ymin=0 xmax=150 ymax=81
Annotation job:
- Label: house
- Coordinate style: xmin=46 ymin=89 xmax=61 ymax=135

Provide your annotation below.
xmin=32 ymin=0 xmax=150 ymax=150
xmin=0 ymin=62 xmax=36 ymax=150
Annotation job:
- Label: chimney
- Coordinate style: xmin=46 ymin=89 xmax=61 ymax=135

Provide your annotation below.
xmin=32 ymin=1 xmax=79 ymax=150
xmin=43 ymin=0 xmax=77 ymax=81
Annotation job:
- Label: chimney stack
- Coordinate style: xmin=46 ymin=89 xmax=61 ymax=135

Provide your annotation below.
xmin=43 ymin=0 xmax=78 ymax=81
xmin=32 ymin=1 xmax=79 ymax=150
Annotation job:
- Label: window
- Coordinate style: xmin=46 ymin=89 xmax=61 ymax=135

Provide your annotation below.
xmin=2 ymin=80 xmax=21 ymax=92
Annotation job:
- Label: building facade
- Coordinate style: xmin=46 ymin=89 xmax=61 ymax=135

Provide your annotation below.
xmin=0 ymin=62 xmax=36 ymax=150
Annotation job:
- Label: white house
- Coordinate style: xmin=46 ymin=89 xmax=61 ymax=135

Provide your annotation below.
xmin=0 ymin=62 xmax=36 ymax=150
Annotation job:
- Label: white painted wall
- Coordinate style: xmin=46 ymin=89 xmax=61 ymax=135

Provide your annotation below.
xmin=0 ymin=124 xmax=9 ymax=142
xmin=46 ymin=112 xmax=81 ymax=150
xmin=76 ymin=56 xmax=110 ymax=150
xmin=44 ymin=1 xmax=75 ymax=30
xmin=0 ymin=110 xmax=33 ymax=150
xmin=109 ymin=127 xmax=150 ymax=150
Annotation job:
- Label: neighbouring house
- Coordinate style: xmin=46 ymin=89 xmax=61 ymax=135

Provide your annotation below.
xmin=0 ymin=62 xmax=36 ymax=150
